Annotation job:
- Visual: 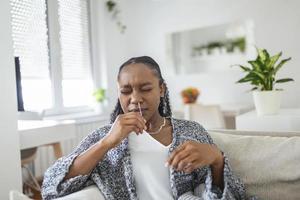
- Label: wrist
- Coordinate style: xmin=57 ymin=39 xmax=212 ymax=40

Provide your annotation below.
xmin=100 ymin=136 xmax=116 ymax=151
xmin=212 ymin=148 xmax=224 ymax=168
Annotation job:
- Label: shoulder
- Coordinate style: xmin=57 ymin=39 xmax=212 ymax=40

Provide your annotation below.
xmin=172 ymin=118 xmax=213 ymax=144
xmin=172 ymin=118 xmax=206 ymax=134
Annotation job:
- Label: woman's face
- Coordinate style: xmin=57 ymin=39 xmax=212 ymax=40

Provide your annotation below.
xmin=117 ymin=63 xmax=165 ymax=121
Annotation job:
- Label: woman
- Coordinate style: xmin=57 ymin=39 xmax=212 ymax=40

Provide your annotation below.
xmin=42 ymin=56 xmax=246 ymax=200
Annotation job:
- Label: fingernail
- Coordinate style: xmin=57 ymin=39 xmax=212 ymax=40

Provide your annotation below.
xmin=165 ymin=162 xmax=169 ymax=167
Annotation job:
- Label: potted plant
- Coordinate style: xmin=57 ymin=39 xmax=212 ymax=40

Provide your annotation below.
xmin=181 ymin=87 xmax=200 ymax=104
xmin=92 ymin=88 xmax=107 ymax=113
xmin=234 ymin=48 xmax=293 ymax=115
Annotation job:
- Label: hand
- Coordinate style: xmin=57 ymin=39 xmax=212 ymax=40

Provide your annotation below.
xmin=104 ymin=112 xmax=147 ymax=149
xmin=166 ymin=140 xmax=223 ymax=173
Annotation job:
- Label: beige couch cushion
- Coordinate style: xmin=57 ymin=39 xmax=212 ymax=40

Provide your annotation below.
xmin=209 ymin=131 xmax=300 ymax=200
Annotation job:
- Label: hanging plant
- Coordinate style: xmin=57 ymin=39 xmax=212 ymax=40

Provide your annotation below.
xmin=106 ymin=0 xmax=126 ymax=34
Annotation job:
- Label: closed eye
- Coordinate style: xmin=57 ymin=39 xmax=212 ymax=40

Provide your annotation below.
xmin=141 ymin=88 xmax=152 ymax=92
xmin=120 ymin=90 xmax=131 ymax=95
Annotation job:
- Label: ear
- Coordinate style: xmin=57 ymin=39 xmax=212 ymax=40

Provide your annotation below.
xmin=159 ymin=82 xmax=166 ymax=97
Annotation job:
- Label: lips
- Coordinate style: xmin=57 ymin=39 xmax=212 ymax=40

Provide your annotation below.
xmin=129 ymin=108 xmax=147 ymax=113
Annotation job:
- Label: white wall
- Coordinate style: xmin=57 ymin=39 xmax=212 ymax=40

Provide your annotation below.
xmin=0 ymin=0 xmax=22 ymax=198
xmin=98 ymin=0 xmax=300 ymax=109
xmin=91 ymin=0 xmax=131 ymax=111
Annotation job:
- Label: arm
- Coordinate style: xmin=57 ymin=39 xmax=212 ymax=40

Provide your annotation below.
xmin=42 ymin=126 xmax=110 ymax=199
xmin=197 ymin=126 xmax=246 ymax=200
xmin=65 ymin=112 xmax=146 ymax=180
xmin=210 ymin=147 xmax=224 ymax=190
xmin=169 ymin=123 xmax=246 ymax=200
xmin=64 ymin=135 xmax=113 ymax=180
xmin=201 ymin=155 xmax=246 ymax=200
xmin=42 ymin=112 xmax=146 ymax=199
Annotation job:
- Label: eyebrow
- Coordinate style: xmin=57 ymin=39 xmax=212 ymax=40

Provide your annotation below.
xmin=121 ymin=82 xmax=153 ymax=88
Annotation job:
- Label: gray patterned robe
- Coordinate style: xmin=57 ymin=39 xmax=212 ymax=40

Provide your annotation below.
xmin=42 ymin=118 xmax=246 ymax=200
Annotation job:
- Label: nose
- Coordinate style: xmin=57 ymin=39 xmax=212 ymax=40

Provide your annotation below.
xmin=130 ymin=90 xmax=142 ymax=104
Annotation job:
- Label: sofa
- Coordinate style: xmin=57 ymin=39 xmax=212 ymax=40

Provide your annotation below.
xmin=55 ymin=129 xmax=300 ymax=200
xmin=12 ymin=129 xmax=300 ymax=200
xmin=209 ymin=129 xmax=300 ymax=200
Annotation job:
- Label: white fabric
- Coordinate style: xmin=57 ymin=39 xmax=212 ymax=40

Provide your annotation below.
xmin=128 ymin=131 xmax=173 ymax=200
xmin=209 ymin=130 xmax=300 ymax=200
xmin=9 ymin=190 xmax=32 ymax=200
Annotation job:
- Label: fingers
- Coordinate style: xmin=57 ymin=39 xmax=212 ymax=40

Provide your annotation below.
xmin=125 ymin=112 xmax=147 ymax=129
xmin=167 ymin=145 xmax=189 ymax=169
xmin=183 ymin=161 xmax=205 ymax=174
xmin=166 ymin=141 xmax=205 ymax=173
xmin=127 ymin=125 xmax=142 ymax=135
xmin=177 ymin=156 xmax=196 ymax=171
xmin=124 ymin=119 xmax=144 ymax=134
xmin=126 ymin=111 xmax=146 ymax=123
xmin=118 ymin=113 xmax=146 ymax=134
xmin=166 ymin=143 xmax=186 ymax=166
xmin=169 ymin=151 xmax=192 ymax=170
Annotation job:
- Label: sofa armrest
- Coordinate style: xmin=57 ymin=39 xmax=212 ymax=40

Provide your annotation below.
xmin=55 ymin=185 xmax=105 ymax=200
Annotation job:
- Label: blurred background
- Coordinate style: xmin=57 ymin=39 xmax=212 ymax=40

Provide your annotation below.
xmin=1 ymin=0 xmax=299 ymax=199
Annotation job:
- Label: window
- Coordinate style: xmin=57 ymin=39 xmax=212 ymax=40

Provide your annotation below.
xmin=10 ymin=0 xmax=94 ymax=114
xmin=10 ymin=0 xmax=52 ymax=111
xmin=58 ymin=0 xmax=94 ymax=108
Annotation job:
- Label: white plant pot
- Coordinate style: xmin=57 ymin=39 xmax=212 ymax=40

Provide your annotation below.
xmin=94 ymin=100 xmax=108 ymax=114
xmin=253 ymin=90 xmax=282 ymax=116
xmin=95 ymin=103 xmax=104 ymax=113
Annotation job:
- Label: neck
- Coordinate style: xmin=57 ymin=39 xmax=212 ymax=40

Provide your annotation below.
xmin=146 ymin=112 xmax=164 ymax=131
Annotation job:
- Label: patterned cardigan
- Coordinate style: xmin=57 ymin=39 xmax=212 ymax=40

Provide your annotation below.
xmin=42 ymin=118 xmax=246 ymax=200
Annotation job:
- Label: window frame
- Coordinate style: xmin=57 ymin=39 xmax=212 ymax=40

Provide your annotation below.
xmin=43 ymin=0 xmax=96 ymax=117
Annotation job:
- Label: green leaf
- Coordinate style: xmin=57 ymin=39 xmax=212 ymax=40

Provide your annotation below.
xmin=93 ymin=88 xmax=106 ymax=102
xmin=273 ymin=57 xmax=292 ymax=75
xmin=250 ymin=79 xmax=261 ymax=85
xmin=106 ymin=0 xmax=116 ymax=12
xmin=237 ymin=76 xmax=253 ymax=83
xmin=250 ymin=71 xmax=265 ymax=81
xmin=275 ymin=78 xmax=294 ymax=83
xmin=236 ymin=65 xmax=251 ymax=72
xmin=248 ymin=60 xmax=263 ymax=71
xmin=235 ymin=47 xmax=293 ymax=91
xmin=257 ymin=48 xmax=270 ymax=62
xmin=267 ymin=52 xmax=282 ymax=69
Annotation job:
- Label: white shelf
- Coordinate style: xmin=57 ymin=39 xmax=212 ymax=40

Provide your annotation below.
xmin=191 ymin=53 xmax=246 ymax=62
xmin=236 ymin=109 xmax=300 ymax=133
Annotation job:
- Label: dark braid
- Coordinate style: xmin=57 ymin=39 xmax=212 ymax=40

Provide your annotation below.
xmin=109 ymin=99 xmax=123 ymax=124
xmin=110 ymin=56 xmax=172 ymax=124
xmin=158 ymin=84 xmax=172 ymax=117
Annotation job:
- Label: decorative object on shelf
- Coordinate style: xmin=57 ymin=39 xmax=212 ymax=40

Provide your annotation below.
xmin=106 ymin=0 xmax=126 ymax=34
xmin=234 ymin=47 xmax=293 ymax=115
xmin=181 ymin=87 xmax=200 ymax=104
xmin=92 ymin=88 xmax=107 ymax=113
xmin=192 ymin=37 xmax=246 ymax=56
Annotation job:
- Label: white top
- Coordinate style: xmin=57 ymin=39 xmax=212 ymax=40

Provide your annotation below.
xmin=128 ymin=131 xmax=173 ymax=200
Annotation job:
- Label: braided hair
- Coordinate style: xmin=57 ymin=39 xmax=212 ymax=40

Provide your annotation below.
xmin=110 ymin=56 xmax=172 ymax=123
